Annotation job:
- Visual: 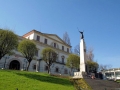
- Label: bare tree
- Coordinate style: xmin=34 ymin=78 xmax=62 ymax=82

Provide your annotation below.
xmin=63 ymin=32 xmax=72 ymax=52
xmin=99 ymin=64 xmax=112 ymax=71
xmin=63 ymin=32 xmax=71 ymax=45
xmin=74 ymin=44 xmax=80 ymax=55
xmin=74 ymin=46 xmax=94 ymax=60
xmin=86 ymin=47 xmax=94 ymax=61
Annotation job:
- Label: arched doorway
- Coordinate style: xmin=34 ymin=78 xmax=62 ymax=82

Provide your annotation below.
xmin=9 ymin=60 xmax=20 ymax=70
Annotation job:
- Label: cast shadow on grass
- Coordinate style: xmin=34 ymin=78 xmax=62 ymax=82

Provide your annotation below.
xmin=15 ymin=72 xmax=72 ymax=86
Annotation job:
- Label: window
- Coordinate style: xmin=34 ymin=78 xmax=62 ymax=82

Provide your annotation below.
xmin=55 ymin=67 xmax=59 ymax=73
xmin=36 ymin=35 xmax=40 ymax=41
xmin=45 ymin=66 xmax=48 ymax=71
xmin=35 ymin=50 xmax=38 ymax=56
xmin=54 ymin=43 xmax=56 ymax=48
xmin=44 ymin=39 xmax=47 ymax=44
xmin=62 ymin=58 xmax=64 ymax=64
xmin=62 ymin=46 xmax=64 ymax=51
xmin=67 ymin=48 xmax=69 ymax=53
xmin=33 ymin=65 xmax=36 ymax=70
xmin=64 ymin=69 xmax=68 ymax=74
xmin=61 ymin=55 xmax=65 ymax=64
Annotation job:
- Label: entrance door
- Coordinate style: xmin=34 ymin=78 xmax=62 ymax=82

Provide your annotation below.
xmin=9 ymin=60 xmax=20 ymax=70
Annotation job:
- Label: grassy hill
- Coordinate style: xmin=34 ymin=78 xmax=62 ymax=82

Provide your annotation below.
xmin=0 ymin=70 xmax=75 ymax=90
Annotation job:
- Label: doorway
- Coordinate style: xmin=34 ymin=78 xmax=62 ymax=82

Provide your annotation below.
xmin=9 ymin=60 xmax=20 ymax=70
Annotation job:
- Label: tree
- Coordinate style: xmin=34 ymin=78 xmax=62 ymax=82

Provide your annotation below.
xmin=85 ymin=48 xmax=99 ymax=73
xmin=86 ymin=60 xmax=99 ymax=73
xmin=66 ymin=54 xmax=80 ymax=75
xmin=74 ymin=44 xmax=98 ymax=73
xmin=18 ymin=39 xmax=37 ymax=71
xmin=0 ymin=29 xmax=18 ymax=60
xmin=42 ymin=48 xmax=57 ymax=74
xmin=63 ymin=32 xmax=71 ymax=45
xmin=86 ymin=48 xmax=94 ymax=61
xmin=74 ymin=46 xmax=94 ymax=61
xmin=99 ymin=64 xmax=112 ymax=71
xmin=74 ymin=44 xmax=80 ymax=55
xmin=63 ymin=32 xmax=72 ymax=53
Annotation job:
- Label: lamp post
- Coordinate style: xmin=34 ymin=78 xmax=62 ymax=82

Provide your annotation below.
xmin=4 ymin=56 xmax=9 ymax=69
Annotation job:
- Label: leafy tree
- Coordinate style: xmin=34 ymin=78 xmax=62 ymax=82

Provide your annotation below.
xmin=86 ymin=60 xmax=99 ymax=73
xmin=42 ymin=48 xmax=57 ymax=74
xmin=0 ymin=29 xmax=18 ymax=60
xmin=18 ymin=39 xmax=37 ymax=71
xmin=66 ymin=54 xmax=80 ymax=75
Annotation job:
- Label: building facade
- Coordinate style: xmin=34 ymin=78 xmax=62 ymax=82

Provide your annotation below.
xmin=0 ymin=30 xmax=76 ymax=76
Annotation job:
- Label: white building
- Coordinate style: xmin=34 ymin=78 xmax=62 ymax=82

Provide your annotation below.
xmin=0 ymin=30 xmax=76 ymax=76
xmin=102 ymin=68 xmax=120 ymax=81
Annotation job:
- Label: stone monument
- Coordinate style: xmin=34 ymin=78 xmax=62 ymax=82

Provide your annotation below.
xmin=79 ymin=31 xmax=86 ymax=73
xmin=73 ymin=31 xmax=86 ymax=78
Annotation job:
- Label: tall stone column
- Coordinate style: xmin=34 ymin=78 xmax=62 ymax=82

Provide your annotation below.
xmin=73 ymin=31 xmax=86 ymax=78
xmin=80 ymin=38 xmax=86 ymax=72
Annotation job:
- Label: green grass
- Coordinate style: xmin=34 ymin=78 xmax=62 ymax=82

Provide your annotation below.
xmin=116 ymin=80 xmax=120 ymax=83
xmin=0 ymin=70 xmax=75 ymax=90
xmin=71 ymin=78 xmax=92 ymax=90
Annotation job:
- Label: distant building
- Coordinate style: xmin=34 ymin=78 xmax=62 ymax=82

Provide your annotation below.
xmin=0 ymin=30 xmax=76 ymax=76
xmin=102 ymin=68 xmax=120 ymax=81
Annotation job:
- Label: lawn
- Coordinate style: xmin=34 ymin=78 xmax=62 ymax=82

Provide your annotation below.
xmin=0 ymin=70 xmax=75 ymax=90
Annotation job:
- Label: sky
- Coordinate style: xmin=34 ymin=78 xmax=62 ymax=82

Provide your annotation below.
xmin=0 ymin=0 xmax=120 ymax=68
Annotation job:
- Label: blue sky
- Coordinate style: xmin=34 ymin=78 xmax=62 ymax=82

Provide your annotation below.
xmin=0 ymin=0 xmax=120 ymax=68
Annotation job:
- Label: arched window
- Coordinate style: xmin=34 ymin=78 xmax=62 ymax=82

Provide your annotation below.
xmin=61 ymin=55 xmax=65 ymax=64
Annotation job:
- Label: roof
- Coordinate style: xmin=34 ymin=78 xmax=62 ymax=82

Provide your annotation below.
xmin=22 ymin=29 xmax=71 ymax=47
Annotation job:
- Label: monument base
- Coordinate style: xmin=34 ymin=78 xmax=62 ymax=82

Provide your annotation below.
xmin=73 ymin=72 xmax=83 ymax=78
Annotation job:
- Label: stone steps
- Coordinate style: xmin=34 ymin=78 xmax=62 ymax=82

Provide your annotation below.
xmin=84 ymin=78 xmax=120 ymax=90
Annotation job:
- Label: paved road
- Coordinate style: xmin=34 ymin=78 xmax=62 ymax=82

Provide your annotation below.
xmin=84 ymin=78 xmax=120 ymax=90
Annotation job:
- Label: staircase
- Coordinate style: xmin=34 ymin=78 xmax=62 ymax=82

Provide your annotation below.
xmin=84 ymin=78 xmax=120 ymax=90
